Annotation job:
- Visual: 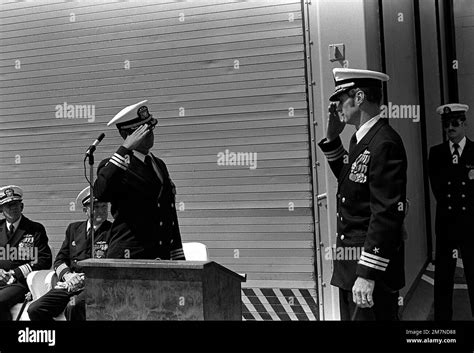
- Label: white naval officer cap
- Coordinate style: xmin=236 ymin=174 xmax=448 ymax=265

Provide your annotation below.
xmin=0 ymin=185 xmax=23 ymax=206
xmin=436 ymin=103 xmax=469 ymax=118
xmin=107 ymin=100 xmax=157 ymax=131
xmin=76 ymin=186 xmax=95 ymax=206
xmin=329 ymin=68 xmax=389 ymax=101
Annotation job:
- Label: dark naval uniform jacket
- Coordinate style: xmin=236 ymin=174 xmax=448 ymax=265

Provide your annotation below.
xmin=54 ymin=220 xmax=112 ymax=281
xmin=94 ymin=146 xmax=185 ymax=260
xmin=428 ymin=138 xmax=474 ymax=240
xmin=0 ymin=216 xmax=52 ymax=287
xmin=318 ymin=118 xmax=407 ymax=291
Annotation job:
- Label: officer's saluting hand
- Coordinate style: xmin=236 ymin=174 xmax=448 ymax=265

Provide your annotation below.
xmin=326 ymin=101 xmax=346 ymax=142
xmin=122 ymin=124 xmax=152 ymax=151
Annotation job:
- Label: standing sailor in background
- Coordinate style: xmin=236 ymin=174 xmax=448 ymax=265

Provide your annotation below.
xmin=28 ymin=187 xmax=111 ymax=321
xmin=0 ymin=185 xmax=52 ymax=320
xmin=318 ymin=68 xmax=407 ymax=320
xmin=428 ymin=103 xmax=474 ymax=321
xmin=94 ymin=100 xmax=185 ymax=260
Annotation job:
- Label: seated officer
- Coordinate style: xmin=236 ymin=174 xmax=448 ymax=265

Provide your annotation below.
xmin=94 ymin=100 xmax=185 ymax=260
xmin=0 ymin=185 xmax=52 ymax=320
xmin=28 ymin=187 xmax=111 ymax=321
xmin=428 ymin=103 xmax=474 ymax=320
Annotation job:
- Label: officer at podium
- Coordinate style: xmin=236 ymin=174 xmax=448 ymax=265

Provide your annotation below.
xmin=0 ymin=185 xmax=52 ymax=320
xmin=428 ymin=103 xmax=474 ymax=320
xmin=94 ymin=100 xmax=186 ymax=260
xmin=28 ymin=187 xmax=111 ymax=320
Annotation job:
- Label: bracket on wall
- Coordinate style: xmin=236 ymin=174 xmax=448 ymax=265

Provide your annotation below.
xmin=329 ymin=43 xmax=345 ymax=62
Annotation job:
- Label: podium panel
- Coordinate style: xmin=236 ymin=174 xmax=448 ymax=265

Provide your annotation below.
xmin=78 ymin=259 xmax=245 ymax=320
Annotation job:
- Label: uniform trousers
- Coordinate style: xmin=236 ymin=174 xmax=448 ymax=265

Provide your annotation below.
xmin=28 ymin=288 xmax=85 ymax=321
xmin=434 ymin=230 xmax=474 ymax=320
xmin=0 ymin=283 xmax=27 ymax=320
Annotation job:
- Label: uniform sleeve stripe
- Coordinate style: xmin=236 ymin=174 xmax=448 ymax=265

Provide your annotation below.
xmin=113 ymin=153 xmax=127 ymax=162
xmin=361 ymin=251 xmax=389 ymax=264
xmin=109 ymin=158 xmax=127 ymax=170
xmin=55 ymin=263 xmax=69 ymax=278
xmin=324 ymin=145 xmax=346 ymax=162
xmin=324 ymin=145 xmax=345 ymax=157
xmin=111 ymin=155 xmax=127 ymax=166
xmin=358 ymin=260 xmax=386 ymax=271
xmin=360 ymin=255 xmax=388 ymax=268
xmin=170 ymin=248 xmax=185 ymax=260
xmin=19 ymin=264 xmax=32 ymax=278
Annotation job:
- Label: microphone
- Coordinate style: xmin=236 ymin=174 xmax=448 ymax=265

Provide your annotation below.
xmin=85 ymin=133 xmax=105 ymax=156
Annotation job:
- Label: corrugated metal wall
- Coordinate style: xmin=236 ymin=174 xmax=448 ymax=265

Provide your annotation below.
xmin=454 ymin=0 xmax=474 ymax=139
xmin=0 ymin=0 xmax=317 ymax=320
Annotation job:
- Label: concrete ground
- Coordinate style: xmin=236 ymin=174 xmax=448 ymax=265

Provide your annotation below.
xmin=401 ymin=259 xmax=473 ymax=321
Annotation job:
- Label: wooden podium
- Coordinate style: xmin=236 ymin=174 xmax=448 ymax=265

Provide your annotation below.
xmin=78 ymin=259 xmax=245 ymax=320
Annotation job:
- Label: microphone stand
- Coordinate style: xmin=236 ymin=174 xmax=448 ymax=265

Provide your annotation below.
xmin=86 ymin=149 xmax=96 ymax=259
xmin=84 ymin=133 xmax=104 ymax=260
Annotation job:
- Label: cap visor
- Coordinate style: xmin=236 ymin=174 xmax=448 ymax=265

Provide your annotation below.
xmin=329 ymin=90 xmax=345 ymax=102
xmin=0 ymin=197 xmax=22 ymax=205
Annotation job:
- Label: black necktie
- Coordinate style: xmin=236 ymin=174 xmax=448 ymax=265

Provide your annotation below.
xmin=349 ymin=133 xmax=357 ymax=154
xmin=144 ymin=155 xmax=156 ymax=178
xmin=145 ymin=155 xmax=163 ymax=183
xmin=453 ymin=143 xmax=460 ymax=158
xmin=144 ymin=155 xmax=153 ymax=170
xmin=7 ymin=224 xmax=14 ymax=239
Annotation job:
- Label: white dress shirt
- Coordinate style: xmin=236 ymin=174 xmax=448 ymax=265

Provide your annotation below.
xmin=356 ymin=114 xmax=382 ymax=144
xmin=449 ymin=136 xmax=466 ymax=156
xmin=6 ymin=215 xmax=22 ymax=235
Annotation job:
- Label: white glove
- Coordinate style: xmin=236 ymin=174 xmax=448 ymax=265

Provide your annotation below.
xmin=64 ymin=273 xmax=85 ymax=293
xmin=62 ymin=272 xmax=76 ymax=283
xmin=6 ymin=270 xmax=16 ymax=285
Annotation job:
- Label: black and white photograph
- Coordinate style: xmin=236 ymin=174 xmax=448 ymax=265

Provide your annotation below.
xmin=0 ymin=0 xmax=473 ymax=352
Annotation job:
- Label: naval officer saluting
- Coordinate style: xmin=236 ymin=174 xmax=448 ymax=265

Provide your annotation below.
xmin=428 ymin=103 xmax=474 ymax=320
xmin=318 ymin=68 xmax=407 ymax=320
xmin=94 ymin=100 xmax=185 ymax=260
